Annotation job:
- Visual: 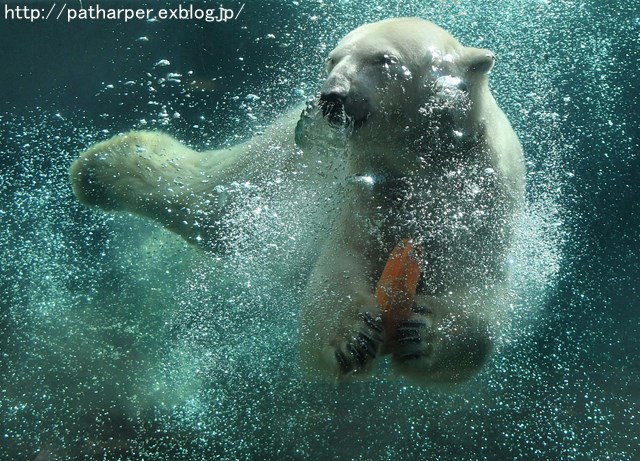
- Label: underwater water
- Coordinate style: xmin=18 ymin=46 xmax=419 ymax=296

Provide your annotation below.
xmin=0 ymin=0 xmax=638 ymax=459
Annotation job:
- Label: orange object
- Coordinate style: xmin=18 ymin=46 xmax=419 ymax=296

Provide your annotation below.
xmin=376 ymin=239 xmax=423 ymax=345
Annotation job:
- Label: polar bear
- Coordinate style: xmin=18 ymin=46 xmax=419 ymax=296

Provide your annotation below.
xmin=70 ymin=18 xmax=524 ymax=385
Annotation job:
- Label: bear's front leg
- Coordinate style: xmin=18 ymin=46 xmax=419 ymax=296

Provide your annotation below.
xmin=69 ymin=106 xmax=303 ymax=249
xmin=69 ymin=131 xmax=234 ymax=247
xmin=298 ymin=238 xmax=385 ymax=380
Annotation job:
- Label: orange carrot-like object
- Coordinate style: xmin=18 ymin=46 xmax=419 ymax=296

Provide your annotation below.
xmin=376 ymin=239 xmax=423 ymax=346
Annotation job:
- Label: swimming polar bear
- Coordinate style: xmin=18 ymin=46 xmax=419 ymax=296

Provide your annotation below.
xmin=69 ymin=17 xmax=524 ymax=385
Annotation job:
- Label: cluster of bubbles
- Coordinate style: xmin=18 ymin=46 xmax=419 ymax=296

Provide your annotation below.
xmin=1 ymin=0 xmax=637 ymax=460
xmin=295 ymin=97 xmax=353 ymax=150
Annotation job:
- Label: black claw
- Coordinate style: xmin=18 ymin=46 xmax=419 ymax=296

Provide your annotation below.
xmin=398 ymin=320 xmax=426 ymax=329
xmin=335 ymin=349 xmax=353 ymax=374
xmin=396 ymin=329 xmax=420 ymax=341
xmin=347 ymin=340 xmax=369 ymax=366
xmin=356 ymin=332 xmax=380 ymax=357
xmin=359 ymin=312 xmax=383 ymax=333
xmin=334 ymin=312 xmax=386 ymax=375
xmin=396 ymin=335 xmax=421 ymax=345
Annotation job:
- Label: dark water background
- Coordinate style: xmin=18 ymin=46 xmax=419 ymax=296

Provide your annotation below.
xmin=0 ymin=0 xmax=638 ymax=460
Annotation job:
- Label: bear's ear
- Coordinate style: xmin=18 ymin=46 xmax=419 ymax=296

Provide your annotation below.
xmin=459 ymin=47 xmax=496 ymax=74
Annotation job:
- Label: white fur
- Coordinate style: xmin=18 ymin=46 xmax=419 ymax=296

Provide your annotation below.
xmin=70 ymin=18 xmax=524 ymax=385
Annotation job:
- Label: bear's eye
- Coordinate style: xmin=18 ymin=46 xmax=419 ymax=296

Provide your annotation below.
xmin=379 ymin=54 xmax=400 ymax=66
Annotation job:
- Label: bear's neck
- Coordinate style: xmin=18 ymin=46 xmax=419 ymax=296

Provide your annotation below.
xmin=347 ymin=119 xmax=487 ymax=177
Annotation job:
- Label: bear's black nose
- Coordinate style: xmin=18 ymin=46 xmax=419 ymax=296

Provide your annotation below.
xmin=319 ymin=91 xmax=347 ymax=126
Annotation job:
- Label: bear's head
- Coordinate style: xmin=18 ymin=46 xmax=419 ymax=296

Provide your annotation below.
xmin=318 ymin=17 xmax=497 ymax=158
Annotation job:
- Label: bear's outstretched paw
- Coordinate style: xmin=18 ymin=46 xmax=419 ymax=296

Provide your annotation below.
xmin=333 ymin=312 xmax=384 ymax=377
xmin=392 ymin=308 xmax=435 ymax=365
